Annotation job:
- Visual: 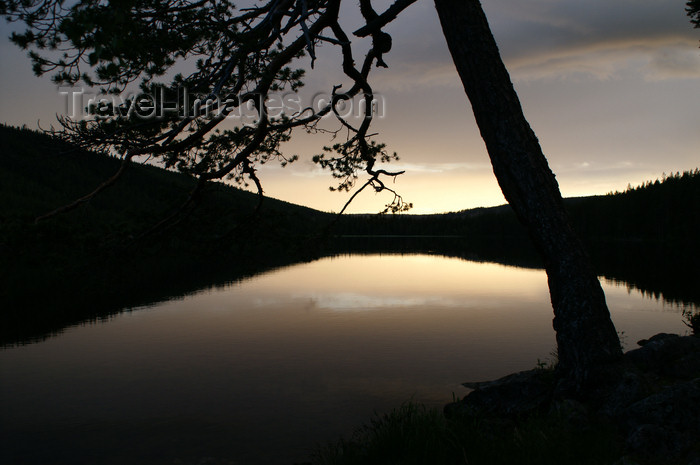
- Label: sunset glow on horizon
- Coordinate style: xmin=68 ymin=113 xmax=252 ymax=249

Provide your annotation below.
xmin=1 ymin=0 xmax=698 ymax=214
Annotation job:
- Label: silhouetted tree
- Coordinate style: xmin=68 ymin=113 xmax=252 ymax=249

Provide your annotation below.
xmin=2 ymin=0 xmax=622 ymax=384
xmin=434 ymin=0 xmax=621 ymax=385
xmin=688 ymin=0 xmax=700 ymax=29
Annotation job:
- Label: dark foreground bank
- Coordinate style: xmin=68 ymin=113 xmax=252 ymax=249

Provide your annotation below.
xmin=303 ymin=332 xmax=700 ymax=465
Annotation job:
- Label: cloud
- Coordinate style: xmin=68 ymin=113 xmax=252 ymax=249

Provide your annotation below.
xmin=507 ymin=37 xmax=700 ymax=81
xmin=262 ymin=161 xmax=491 ymax=179
xmin=390 ymin=162 xmax=491 ymax=174
xmin=490 ymin=0 xmax=700 ymax=81
xmin=486 ymin=0 xmax=690 ymax=49
xmin=371 ymin=0 xmax=700 ymax=88
xmin=646 ymin=44 xmax=700 ymax=80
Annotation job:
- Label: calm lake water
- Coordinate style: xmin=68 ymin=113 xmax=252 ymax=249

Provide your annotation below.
xmin=0 ymin=254 xmax=691 ymax=464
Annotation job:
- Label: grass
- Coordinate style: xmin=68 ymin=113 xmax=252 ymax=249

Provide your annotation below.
xmin=309 ymin=401 xmax=623 ymax=465
xmin=683 ymin=309 xmax=700 ymax=336
xmin=311 ymin=402 xmax=464 ymax=465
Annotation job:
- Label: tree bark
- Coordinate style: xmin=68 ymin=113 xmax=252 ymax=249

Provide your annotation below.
xmin=434 ymin=0 xmax=622 ymax=385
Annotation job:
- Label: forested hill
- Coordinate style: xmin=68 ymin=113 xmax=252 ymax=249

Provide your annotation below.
xmin=334 ymin=170 xmax=700 ymax=247
xmin=0 ymin=123 xmax=331 ymax=248
xmin=1 ymin=124 xmax=334 ymax=345
xmin=2 ymin=124 xmax=698 ymax=344
xmin=1 ymin=123 xmax=698 ymax=249
xmin=567 ymin=171 xmax=700 ymax=245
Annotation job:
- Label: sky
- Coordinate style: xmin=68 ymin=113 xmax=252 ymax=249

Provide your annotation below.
xmin=1 ymin=0 xmax=699 ymax=214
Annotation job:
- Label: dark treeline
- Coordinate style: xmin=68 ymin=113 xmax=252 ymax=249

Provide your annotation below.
xmin=1 ymin=125 xmax=698 ymax=345
xmin=331 ymin=172 xmax=700 ymax=309
xmin=4 ymin=124 xmax=697 ymax=248
xmin=331 ymin=169 xmax=700 ymax=247
xmin=0 ymin=124 xmax=332 ymax=345
xmin=570 ymin=169 xmax=700 ymax=245
xmin=0 ymin=124 xmax=328 ymax=243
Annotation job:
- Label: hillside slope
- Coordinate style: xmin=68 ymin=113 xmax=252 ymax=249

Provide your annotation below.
xmin=0 ymin=125 xmax=332 ymax=345
xmin=2 ymin=125 xmax=698 ymax=344
xmin=4 ymin=124 xmax=697 ymax=248
xmin=333 ymin=171 xmax=700 ymax=246
xmin=0 ymin=124 xmax=330 ymax=249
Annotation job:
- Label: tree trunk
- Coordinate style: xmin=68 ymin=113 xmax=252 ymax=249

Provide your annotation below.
xmin=434 ymin=0 xmax=622 ymax=385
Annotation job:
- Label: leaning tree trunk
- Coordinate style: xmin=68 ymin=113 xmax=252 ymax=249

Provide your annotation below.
xmin=434 ymin=0 xmax=622 ymax=385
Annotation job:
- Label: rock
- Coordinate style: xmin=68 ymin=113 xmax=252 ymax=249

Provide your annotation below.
xmin=443 ymin=333 xmax=700 ymax=464
xmin=622 ymin=377 xmax=700 ymax=431
xmin=600 ymin=371 xmax=650 ymax=417
xmin=666 ymin=351 xmax=700 ymax=379
xmin=625 ymin=333 xmax=700 ymax=379
xmin=620 ymin=378 xmax=700 ymax=461
xmin=625 ymin=424 xmax=684 ymax=461
xmin=452 ymin=369 xmax=554 ymax=418
xmin=636 ymin=332 xmax=677 ymax=346
xmin=548 ymin=398 xmax=589 ymax=427
xmin=612 ymin=456 xmax=640 ymax=465
xmin=613 ymin=455 xmax=642 ymax=465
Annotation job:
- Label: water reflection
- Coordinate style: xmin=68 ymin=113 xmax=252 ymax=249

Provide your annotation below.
xmin=0 ymin=254 xmax=689 ymax=465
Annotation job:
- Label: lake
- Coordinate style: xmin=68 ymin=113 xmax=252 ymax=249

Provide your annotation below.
xmin=0 ymin=253 xmax=692 ymax=464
